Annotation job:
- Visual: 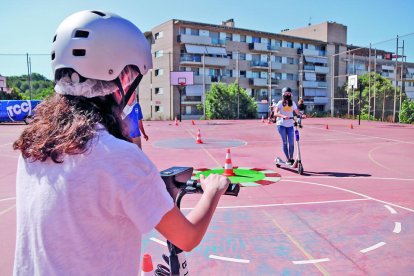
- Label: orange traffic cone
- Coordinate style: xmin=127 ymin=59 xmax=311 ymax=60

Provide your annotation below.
xmin=196 ymin=129 xmax=203 ymax=144
xmin=223 ymin=148 xmax=235 ymax=176
xmin=192 ymin=120 xmax=195 ymax=125
xmin=141 ymin=254 xmax=154 ymax=276
xmin=261 ymin=115 xmax=265 ymax=123
xmin=350 ymin=123 xmax=354 ymax=129
xmin=175 ymin=116 xmax=178 ymax=126
xmin=326 ymin=124 xmax=329 ymax=130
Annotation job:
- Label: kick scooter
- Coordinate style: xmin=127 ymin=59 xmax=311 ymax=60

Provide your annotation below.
xmin=155 ymin=166 xmax=240 ymax=276
xmin=275 ymin=116 xmax=304 ymax=175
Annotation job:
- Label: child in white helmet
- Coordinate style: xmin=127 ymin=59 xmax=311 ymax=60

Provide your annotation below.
xmin=13 ymin=10 xmax=229 ymax=276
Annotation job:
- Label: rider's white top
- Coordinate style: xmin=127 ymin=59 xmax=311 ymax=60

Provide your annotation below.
xmin=14 ymin=129 xmax=174 ymax=276
xmin=275 ymin=100 xmax=297 ymax=127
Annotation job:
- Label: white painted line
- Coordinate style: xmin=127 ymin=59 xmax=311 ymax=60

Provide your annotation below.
xmin=360 ymin=242 xmax=386 ymax=253
xmin=0 ymin=197 xmax=16 ymax=202
xmin=209 ymin=254 xmax=250 ymax=263
xmin=0 ymin=204 xmax=16 ymax=216
xmin=393 ymin=222 xmax=402 ymax=233
xmin=150 ymin=237 xmax=167 ymax=247
xmin=292 ymin=258 xmax=330 ymax=265
xmin=283 ymin=180 xmax=414 ymax=213
xmin=181 ymin=198 xmax=369 ymax=210
xmin=384 ymin=205 xmax=397 ymax=214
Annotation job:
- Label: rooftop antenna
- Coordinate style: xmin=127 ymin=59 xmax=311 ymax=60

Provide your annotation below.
xmin=308 ymin=16 xmax=312 ymax=26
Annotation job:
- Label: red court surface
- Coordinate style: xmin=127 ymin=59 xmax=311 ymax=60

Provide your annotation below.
xmin=1 ymin=118 xmax=414 ymax=275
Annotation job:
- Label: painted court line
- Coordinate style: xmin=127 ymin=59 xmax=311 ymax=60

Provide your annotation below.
xmin=209 ymin=255 xmax=250 ymax=264
xmin=292 ymin=258 xmax=330 ymax=265
xmin=150 ymin=237 xmax=167 ymax=247
xmin=384 ymin=205 xmax=397 ymax=214
xmin=283 ymin=180 xmax=414 ymax=213
xmin=360 ymin=242 xmax=386 ymax=253
xmin=181 ymin=198 xmax=370 ymax=210
xmin=393 ymin=222 xmax=402 ymax=234
xmin=0 ymin=204 xmax=16 ymax=216
xmin=0 ymin=197 xmax=16 ymax=202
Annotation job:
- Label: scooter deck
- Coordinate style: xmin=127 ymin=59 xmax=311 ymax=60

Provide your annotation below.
xmin=275 ymin=157 xmax=298 ymax=168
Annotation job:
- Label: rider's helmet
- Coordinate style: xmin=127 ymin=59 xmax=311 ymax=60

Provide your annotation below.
xmin=51 ymin=10 xmax=152 ymax=101
xmin=281 ymin=87 xmax=292 ymax=95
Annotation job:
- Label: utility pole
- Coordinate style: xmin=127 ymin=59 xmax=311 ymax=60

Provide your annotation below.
xmin=236 ymin=51 xmax=239 ymax=119
xmin=373 ymin=48 xmax=377 ymax=119
xmin=268 ymin=52 xmax=272 ymax=113
xmin=368 ymin=43 xmax=371 ymax=120
xmin=330 ymin=54 xmax=335 ymax=117
xmin=393 ymin=35 xmax=398 ymax=123
xmin=352 ymin=54 xmax=355 ymax=118
xmin=202 ymin=53 xmax=206 ymax=119
xmin=26 ymin=53 xmax=33 ymax=100
xmin=399 ymin=40 xmax=405 ymax=121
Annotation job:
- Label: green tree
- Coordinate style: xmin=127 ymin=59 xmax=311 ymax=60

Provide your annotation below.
xmin=399 ymin=100 xmax=414 ymax=124
xmin=5 ymin=73 xmax=54 ymax=100
xmin=204 ymin=82 xmax=257 ymax=119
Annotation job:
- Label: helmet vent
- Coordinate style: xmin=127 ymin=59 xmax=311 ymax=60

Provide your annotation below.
xmin=91 ymin=11 xmax=106 ymax=17
xmin=74 ymin=30 xmax=89 ymax=38
xmin=52 ymin=35 xmax=57 ymax=43
xmin=72 ymin=49 xmax=86 ymax=57
xmin=51 ymin=52 xmax=55 ymax=61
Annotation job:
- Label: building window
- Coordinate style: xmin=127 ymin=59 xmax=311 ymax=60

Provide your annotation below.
xmin=239 ymin=53 xmax=246 ymax=60
xmin=154 ymin=69 xmax=164 ymax=76
xmin=226 ymin=33 xmax=232 ymax=41
xmin=286 ymin=41 xmax=293 ymax=48
xmin=252 ymin=36 xmax=260 ymax=43
xmin=240 ymin=34 xmax=246 ymax=42
xmin=154 ymin=50 xmax=164 ymax=58
xmin=154 ymin=31 xmax=164 ymax=40
xmin=155 ymin=105 xmax=163 ymax=112
xmin=286 ymin=73 xmax=297 ymax=80
xmin=190 ymin=28 xmax=199 ymax=35
xmin=287 ymin=57 xmax=297 ymax=64
xmin=240 ymin=70 xmax=246 ymax=78
xmin=155 ymin=87 xmax=164 ymax=94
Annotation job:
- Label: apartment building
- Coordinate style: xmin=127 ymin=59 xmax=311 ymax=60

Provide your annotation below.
xmin=139 ymin=19 xmax=414 ymax=120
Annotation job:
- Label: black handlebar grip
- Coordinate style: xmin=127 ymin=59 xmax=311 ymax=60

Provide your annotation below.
xmin=225 ymin=183 xmax=240 ymax=196
xmin=188 ymin=180 xmax=240 ymax=197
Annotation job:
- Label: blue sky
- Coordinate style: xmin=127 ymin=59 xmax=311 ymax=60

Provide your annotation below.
xmin=0 ymin=0 xmax=413 ymax=79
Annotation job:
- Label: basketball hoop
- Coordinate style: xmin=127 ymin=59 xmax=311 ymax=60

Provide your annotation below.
xmin=178 ymin=82 xmax=186 ymax=87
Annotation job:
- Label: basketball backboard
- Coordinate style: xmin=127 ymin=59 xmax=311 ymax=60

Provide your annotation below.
xmin=348 ymin=75 xmax=358 ymax=90
xmin=170 ymin=71 xmax=194 ymax=86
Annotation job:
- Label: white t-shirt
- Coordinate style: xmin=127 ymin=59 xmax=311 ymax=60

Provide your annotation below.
xmin=14 ymin=129 xmax=174 ymax=276
xmin=275 ymin=100 xmax=297 ymax=127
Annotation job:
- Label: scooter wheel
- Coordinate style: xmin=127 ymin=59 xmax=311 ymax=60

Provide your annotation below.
xmin=298 ymin=163 xmax=304 ymax=175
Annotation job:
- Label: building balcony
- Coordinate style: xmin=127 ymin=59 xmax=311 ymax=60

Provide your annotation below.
xmin=179 ymin=55 xmax=229 ymax=67
xmin=302 ymin=80 xmax=327 ymax=88
xmin=249 ymin=78 xmax=268 ymax=87
xmin=194 ymin=75 xmax=211 ymax=84
xmin=405 ymin=85 xmax=414 ymax=92
xmin=299 ymin=48 xmax=326 ymax=56
xmin=313 ymin=97 xmax=329 ymax=104
xmin=177 ymin=34 xmax=212 ymax=45
xmin=204 ymin=56 xmax=229 ymax=67
xmin=249 ymin=42 xmax=268 ymax=52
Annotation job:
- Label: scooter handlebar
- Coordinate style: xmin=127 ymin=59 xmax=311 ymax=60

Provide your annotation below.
xmin=185 ymin=179 xmax=240 ymax=197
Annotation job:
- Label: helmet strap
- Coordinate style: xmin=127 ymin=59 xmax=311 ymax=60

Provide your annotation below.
xmin=114 ymin=67 xmax=143 ymax=109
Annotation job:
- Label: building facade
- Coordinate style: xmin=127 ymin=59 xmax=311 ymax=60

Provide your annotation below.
xmin=139 ymin=20 xmax=414 ymax=120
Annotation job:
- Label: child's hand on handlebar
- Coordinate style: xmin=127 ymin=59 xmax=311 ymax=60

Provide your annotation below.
xmin=199 ymin=174 xmax=230 ymax=196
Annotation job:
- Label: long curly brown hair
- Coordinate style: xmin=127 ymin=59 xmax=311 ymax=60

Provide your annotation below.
xmin=13 ymin=94 xmax=130 ymax=163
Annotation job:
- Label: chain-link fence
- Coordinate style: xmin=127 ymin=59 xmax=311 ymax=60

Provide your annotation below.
xmin=330 ymin=33 xmax=414 ymax=122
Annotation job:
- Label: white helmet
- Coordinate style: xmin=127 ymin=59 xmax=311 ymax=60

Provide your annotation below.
xmin=51 ymin=10 xmax=152 ymax=81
